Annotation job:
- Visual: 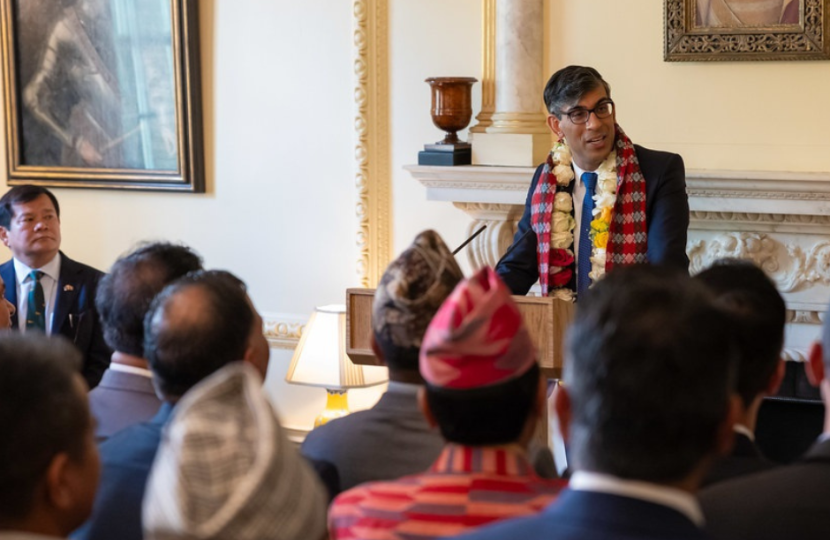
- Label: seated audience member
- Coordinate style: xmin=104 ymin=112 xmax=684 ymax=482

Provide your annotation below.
xmin=301 ymin=230 xmax=462 ymax=492
xmin=0 ymin=335 xmax=100 ymax=540
xmin=456 ymin=265 xmax=739 ymax=540
xmin=0 ymin=276 xmax=14 ymax=328
xmin=700 ymin=299 xmax=830 ymax=540
xmin=0 ymin=185 xmax=111 ymax=388
xmin=328 ymin=267 xmax=566 ymax=540
xmin=143 ymin=362 xmax=327 ymax=540
xmin=73 ymin=270 xmax=270 ymax=540
xmin=90 ymin=242 xmax=203 ymax=442
xmin=695 ymin=259 xmax=785 ymax=486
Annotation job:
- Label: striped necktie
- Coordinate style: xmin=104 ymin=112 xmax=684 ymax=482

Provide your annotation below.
xmin=26 ymin=270 xmax=46 ymax=331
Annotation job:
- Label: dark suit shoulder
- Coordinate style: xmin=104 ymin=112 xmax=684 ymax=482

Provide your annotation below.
xmin=60 ymin=252 xmax=105 ymax=279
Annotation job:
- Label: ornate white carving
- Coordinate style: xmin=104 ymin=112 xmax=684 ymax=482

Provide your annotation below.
xmin=354 ymin=0 xmax=391 ymax=288
xmin=262 ymin=315 xmax=305 ymax=349
xmin=787 ymin=310 xmax=824 ymax=325
xmin=691 ymin=212 xmax=830 ymax=226
xmin=689 ymin=233 xmax=830 ymax=293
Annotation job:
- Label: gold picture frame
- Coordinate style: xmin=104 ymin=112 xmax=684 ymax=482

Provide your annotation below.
xmin=0 ymin=0 xmax=204 ymax=191
xmin=665 ymin=0 xmax=830 ymax=61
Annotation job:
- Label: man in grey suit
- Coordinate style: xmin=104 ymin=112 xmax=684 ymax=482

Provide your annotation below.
xmin=700 ymin=295 xmax=830 ymax=540
xmin=89 ymin=242 xmax=202 ymax=442
xmin=301 ymin=230 xmax=460 ymax=493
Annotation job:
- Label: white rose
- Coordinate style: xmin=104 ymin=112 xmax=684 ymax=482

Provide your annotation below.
xmin=595 ymin=192 xmax=616 ymax=209
xmin=550 ymin=231 xmax=573 ymax=249
xmin=553 ymin=165 xmax=575 ymax=185
xmin=600 ymin=152 xmax=616 ymax=170
xmin=554 ymin=192 xmax=573 ymax=213
xmin=553 ymin=145 xmax=572 ymax=165
xmin=552 ymin=212 xmax=575 ymax=233
xmin=589 ymin=260 xmax=605 ymax=281
xmin=598 ymin=176 xmax=616 ymax=193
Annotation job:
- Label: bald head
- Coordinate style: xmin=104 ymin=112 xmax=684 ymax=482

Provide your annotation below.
xmin=143 ymin=270 xmax=264 ymax=400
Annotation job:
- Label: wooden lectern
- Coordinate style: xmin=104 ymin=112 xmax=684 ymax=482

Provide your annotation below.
xmin=345 ymin=288 xmax=574 ymax=447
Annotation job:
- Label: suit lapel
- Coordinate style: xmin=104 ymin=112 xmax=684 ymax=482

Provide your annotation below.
xmin=0 ymin=260 xmax=19 ymax=329
xmin=53 ymin=253 xmax=79 ymax=336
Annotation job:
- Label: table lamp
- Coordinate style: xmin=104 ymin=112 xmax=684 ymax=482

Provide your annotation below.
xmin=285 ymin=304 xmax=387 ymax=427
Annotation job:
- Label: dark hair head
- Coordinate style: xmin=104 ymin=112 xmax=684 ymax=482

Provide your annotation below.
xmin=0 ymin=185 xmax=60 ymax=229
xmin=695 ymin=259 xmax=786 ymax=407
xmin=144 ymin=270 xmax=253 ymax=399
xmin=426 ymin=363 xmax=540 ymax=445
xmin=0 ymin=334 xmax=88 ymax=522
xmin=565 ymin=265 xmax=737 ymax=483
xmin=543 ymin=65 xmax=611 ymax=116
xmin=96 ymin=243 xmax=203 ymax=357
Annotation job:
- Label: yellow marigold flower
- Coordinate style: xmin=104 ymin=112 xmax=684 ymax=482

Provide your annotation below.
xmin=590 ymin=219 xmax=609 ymax=233
xmin=600 ymin=207 xmax=613 ymax=222
xmin=595 ymin=231 xmax=609 ymax=249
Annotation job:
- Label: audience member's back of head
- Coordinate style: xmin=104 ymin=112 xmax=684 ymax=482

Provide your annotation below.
xmin=144 ymin=270 xmax=256 ymax=400
xmin=0 ymin=334 xmax=98 ymax=534
xmin=372 ymin=229 xmax=463 ymax=375
xmin=695 ymin=259 xmax=786 ymax=408
xmin=420 ymin=267 xmax=541 ymax=446
xmin=566 ymin=265 xmax=737 ymax=483
xmin=96 ymin=242 xmax=203 ymax=356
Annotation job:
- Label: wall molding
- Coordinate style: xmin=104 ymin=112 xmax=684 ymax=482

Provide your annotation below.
xmin=262 ymin=314 xmax=306 ymax=349
xmin=353 ymin=0 xmax=391 ymax=288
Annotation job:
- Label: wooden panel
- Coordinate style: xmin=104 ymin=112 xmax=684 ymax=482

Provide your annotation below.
xmin=346 ymin=288 xmax=381 ymax=366
xmin=514 ymin=295 xmax=573 ymax=379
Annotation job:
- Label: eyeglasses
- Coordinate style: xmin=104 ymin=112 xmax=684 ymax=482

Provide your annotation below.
xmin=560 ymin=100 xmax=614 ymax=125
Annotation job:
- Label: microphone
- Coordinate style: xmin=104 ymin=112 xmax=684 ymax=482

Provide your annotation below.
xmin=496 ymin=226 xmax=535 ymax=265
xmin=452 ymin=224 xmax=487 ymax=256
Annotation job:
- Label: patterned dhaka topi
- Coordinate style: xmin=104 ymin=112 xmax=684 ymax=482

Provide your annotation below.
xmin=420 ymin=266 xmax=537 ymax=390
xmin=142 ymin=362 xmax=327 ymax=540
xmin=372 ymin=229 xmax=464 ymax=363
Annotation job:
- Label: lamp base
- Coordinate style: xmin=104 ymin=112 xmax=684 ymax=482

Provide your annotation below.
xmin=314 ymin=389 xmax=350 ymax=428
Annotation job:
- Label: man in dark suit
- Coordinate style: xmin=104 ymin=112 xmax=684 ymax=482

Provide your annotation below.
xmin=700 ymin=297 xmax=830 ymax=540
xmin=89 ymin=242 xmax=203 ymax=442
xmin=496 ymin=66 xmax=689 ymax=299
xmin=73 ymin=270 xmax=271 ymax=540
xmin=0 ymin=185 xmax=111 ymax=389
xmin=456 ymin=266 xmax=739 ymax=540
xmin=695 ymin=259 xmax=785 ymax=486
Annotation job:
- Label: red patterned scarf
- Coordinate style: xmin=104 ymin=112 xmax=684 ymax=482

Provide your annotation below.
xmin=530 ymin=124 xmax=648 ymax=296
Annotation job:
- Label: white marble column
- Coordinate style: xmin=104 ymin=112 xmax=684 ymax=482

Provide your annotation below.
xmin=470 ymin=0 xmax=550 ymax=166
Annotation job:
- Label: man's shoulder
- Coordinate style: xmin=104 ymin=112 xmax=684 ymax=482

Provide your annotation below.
xmin=634 ymin=144 xmax=682 ymax=167
xmin=60 ymin=253 xmax=105 ymax=281
xmin=98 ymin=414 xmax=167 ymax=467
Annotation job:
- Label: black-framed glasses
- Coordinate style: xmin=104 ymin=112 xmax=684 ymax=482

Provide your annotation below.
xmin=560 ymin=100 xmax=614 ymax=125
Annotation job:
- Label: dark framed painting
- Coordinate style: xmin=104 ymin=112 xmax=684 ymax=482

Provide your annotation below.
xmin=665 ymin=0 xmax=830 ymax=61
xmin=0 ymin=0 xmax=204 ymax=191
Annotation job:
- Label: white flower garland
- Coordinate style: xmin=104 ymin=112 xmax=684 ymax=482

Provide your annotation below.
xmin=548 ymin=140 xmax=618 ymax=294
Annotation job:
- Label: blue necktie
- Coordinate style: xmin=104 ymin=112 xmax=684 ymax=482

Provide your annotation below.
xmin=577 ymin=172 xmax=598 ymax=300
xmin=26 ymin=270 xmax=46 ymax=331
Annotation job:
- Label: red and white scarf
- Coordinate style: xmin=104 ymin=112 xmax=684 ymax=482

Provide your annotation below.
xmin=530 ymin=124 xmax=648 ymax=297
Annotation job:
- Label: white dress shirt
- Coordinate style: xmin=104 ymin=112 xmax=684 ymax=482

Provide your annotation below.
xmin=569 ymin=471 xmax=705 ymax=527
xmin=13 ymin=253 xmax=61 ymax=334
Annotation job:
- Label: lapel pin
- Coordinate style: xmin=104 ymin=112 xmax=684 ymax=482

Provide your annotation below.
xmin=63 ymin=284 xmax=74 ymax=292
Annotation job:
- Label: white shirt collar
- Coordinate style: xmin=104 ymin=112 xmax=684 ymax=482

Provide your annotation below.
xmin=386 ymin=381 xmax=421 ymax=395
xmin=13 ymin=252 xmax=61 ymax=285
xmin=733 ymin=423 xmax=755 ymax=441
xmin=109 ymin=363 xmax=153 ymax=379
xmin=569 ymin=471 xmax=705 ymax=527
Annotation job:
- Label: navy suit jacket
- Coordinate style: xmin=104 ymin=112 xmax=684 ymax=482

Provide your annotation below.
xmin=700 ymin=438 xmax=830 ymax=540
xmin=88 ymin=368 xmax=162 ymax=443
xmin=454 ymin=489 xmax=710 ymax=540
xmin=495 ymin=146 xmax=690 ymax=295
xmin=701 ymin=431 xmax=776 ymax=488
xmin=71 ymin=403 xmax=174 ymax=540
xmin=0 ymin=252 xmax=111 ymax=388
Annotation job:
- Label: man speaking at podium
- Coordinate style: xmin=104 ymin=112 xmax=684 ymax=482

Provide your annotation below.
xmin=495 ymin=66 xmax=689 ymax=300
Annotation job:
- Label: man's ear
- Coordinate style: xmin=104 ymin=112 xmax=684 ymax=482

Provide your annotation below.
xmin=806 ymin=342 xmax=825 ymax=387
xmin=767 ymin=358 xmax=786 ymax=395
xmin=44 ymin=452 xmax=73 ymax=511
xmin=552 ymin=382 xmax=572 ymax=444
xmin=417 ymin=387 xmax=438 ymax=428
xmin=546 ymin=115 xmax=563 ymax=140
xmin=0 ymin=226 xmax=9 ymax=248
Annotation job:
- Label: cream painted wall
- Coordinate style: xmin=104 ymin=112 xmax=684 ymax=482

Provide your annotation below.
xmin=547 ymin=0 xmax=830 ymax=172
